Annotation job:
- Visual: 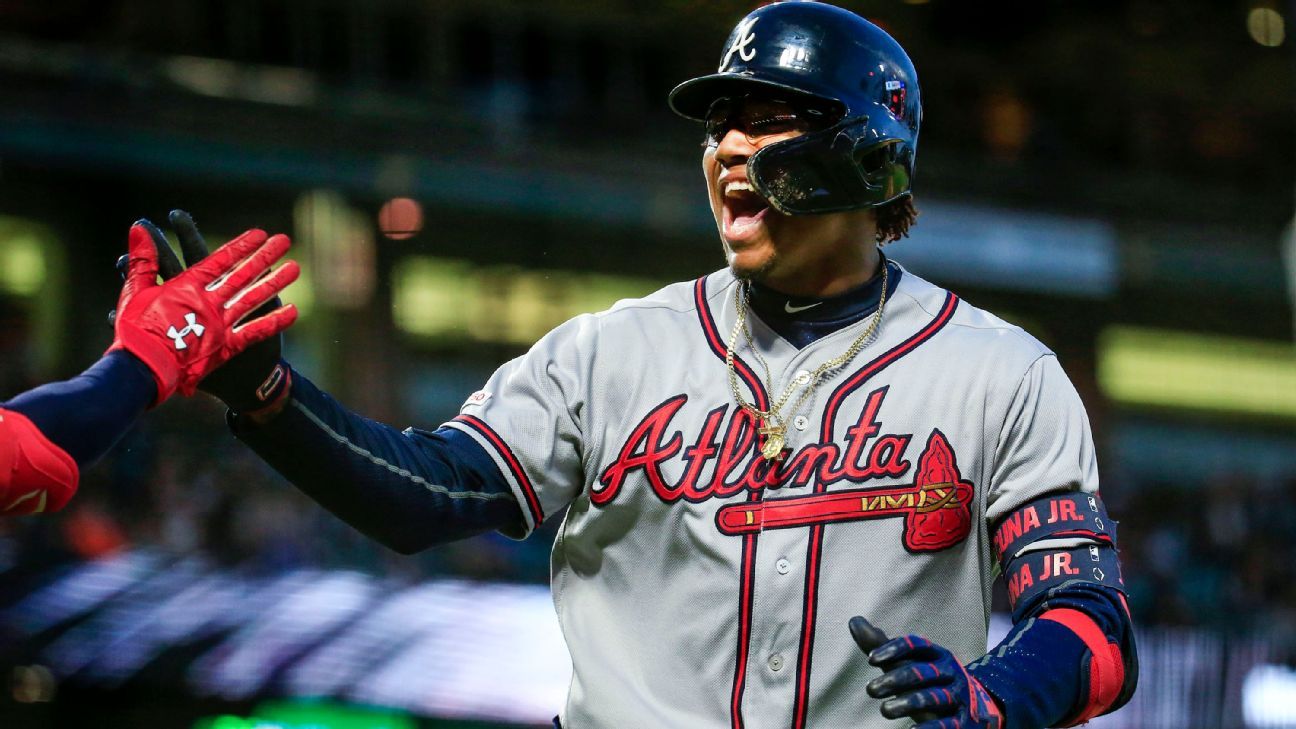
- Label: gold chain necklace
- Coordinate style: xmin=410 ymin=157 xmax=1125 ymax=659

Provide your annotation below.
xmin=725 ymin=260 xmax=890 ymax=461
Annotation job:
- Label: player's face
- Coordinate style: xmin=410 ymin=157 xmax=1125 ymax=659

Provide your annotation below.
xmin=702 ymin=98 xmax=876 ymax=295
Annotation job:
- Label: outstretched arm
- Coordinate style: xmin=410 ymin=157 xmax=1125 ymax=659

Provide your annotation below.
xmin=4 ymin=351 xmax=156 ymax=469
xmin=0 ymin=353 xmax=150 ymax=516
xmin=228 ymin=368 xmax=524 ymax=554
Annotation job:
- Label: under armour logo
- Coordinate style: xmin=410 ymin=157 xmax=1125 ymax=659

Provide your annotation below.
xmin=720 ymin=17 xmax=759 ymax=71
xmin=167 ymin=312 xmax=205 ymax=350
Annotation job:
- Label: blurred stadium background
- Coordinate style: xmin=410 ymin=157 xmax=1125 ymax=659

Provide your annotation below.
xmin=0 ymin=0 xmax=1294 ymax=727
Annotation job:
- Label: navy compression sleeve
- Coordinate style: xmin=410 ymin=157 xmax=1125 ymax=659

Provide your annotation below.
xmin=970 ymin=584 xmax=1136 ymax=728
xmin=3 ymin=350 xmax=157 ymax=468
xmin=229 ymin=368 xmax=523 ymax=553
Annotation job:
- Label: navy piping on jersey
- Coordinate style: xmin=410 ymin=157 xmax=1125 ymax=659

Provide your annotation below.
xmin=454 ymin=414 xmax=544 ymax=527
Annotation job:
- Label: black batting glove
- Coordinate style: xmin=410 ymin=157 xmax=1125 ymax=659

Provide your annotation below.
xmin=135 ymin=210 xmax=291 ymax=413
xmin=850 ymin=616 xmax=1005 ymax=729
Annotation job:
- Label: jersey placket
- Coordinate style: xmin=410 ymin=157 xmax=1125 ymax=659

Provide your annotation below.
xmin=736 ymin=322 xmax=864 ymax=728
xmin=740 ymin=343 xmax=822 ymax=729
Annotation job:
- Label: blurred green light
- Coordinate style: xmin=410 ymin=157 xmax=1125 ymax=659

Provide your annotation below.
xmin=392 ymin=256 xmax=664 ymax=345
xmin=0 ymin=234 xmax=47 ymax=296
xmin=1098 ymin=326 xmax=1296 ymax=419
xmin=1248 ymin=7 xmax=1285 ymax=47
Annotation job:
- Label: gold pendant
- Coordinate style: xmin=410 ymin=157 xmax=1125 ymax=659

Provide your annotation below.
xmin=759 ymin=423 xmax=786 ymax=461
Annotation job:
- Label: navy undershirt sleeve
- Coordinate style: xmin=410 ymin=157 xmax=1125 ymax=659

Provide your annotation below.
xmin=2 ymin=350 xmax=157 ymax=467
xmin=969 ymin=584 xmax=1136 ymax=729
xmin=229 ymin=368 xmax=523 ymax=554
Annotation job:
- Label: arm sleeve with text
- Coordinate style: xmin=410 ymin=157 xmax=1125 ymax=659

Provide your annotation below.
xmin=986 ymin=354 xmax=1099 ymax=525
xmin=443 ymin=314 xmax=594 ymax=537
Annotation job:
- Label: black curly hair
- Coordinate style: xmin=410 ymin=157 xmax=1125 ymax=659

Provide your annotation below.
xmin=875 ymin=195 xmax=918 ymax=244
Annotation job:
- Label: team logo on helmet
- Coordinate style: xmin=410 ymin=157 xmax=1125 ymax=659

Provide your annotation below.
xmin=719 ymin=16 xmax=759 ymax=72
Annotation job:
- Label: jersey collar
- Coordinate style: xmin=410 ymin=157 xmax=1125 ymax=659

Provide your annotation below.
xmin=746 ymin=256 xmax=902 ymax=349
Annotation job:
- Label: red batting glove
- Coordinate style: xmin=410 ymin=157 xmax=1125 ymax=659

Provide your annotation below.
xmin=108 ymin=222 xmax=300 ymax=405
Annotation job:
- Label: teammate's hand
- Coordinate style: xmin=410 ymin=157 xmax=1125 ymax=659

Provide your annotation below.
xmin=108 ymin=221 xmax=299 ymax=405
xmin=140 ymin=210 xmax=292 ymax=413
xmin=849 ymin=616 xmax=1004 ymax=729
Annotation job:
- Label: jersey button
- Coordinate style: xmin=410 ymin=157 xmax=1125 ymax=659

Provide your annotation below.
xmin=794 ymin=369 xmax=811 ymax=385
xmin=793 ymin=415 xmax=809 ymax=431
xmin=768 ymin=653 xmax=785 ymax=672
xmin=776 ymin=558 xmax=791 ymax=574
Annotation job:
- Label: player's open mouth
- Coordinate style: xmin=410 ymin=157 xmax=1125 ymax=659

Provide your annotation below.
xmin=721 ymin=180 xmax=772 ymax=239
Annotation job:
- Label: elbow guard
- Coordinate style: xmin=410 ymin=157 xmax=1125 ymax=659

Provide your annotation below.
xmin=0 ymin=408 xmax=79 ymax=515
xmin=992 ymin=492 xmax=1136 ymax=721
xmin=1041 ymin=607 xmax=1129 ymax=725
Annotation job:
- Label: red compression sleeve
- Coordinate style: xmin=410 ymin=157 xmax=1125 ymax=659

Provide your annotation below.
xmin=0 ymin=408 xmax=79 ymax=515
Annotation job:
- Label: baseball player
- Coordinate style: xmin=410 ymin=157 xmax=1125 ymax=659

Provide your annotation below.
xmin=0 ymin=221 xmax=298 ymax=515
xmin=188 ymin=2 xmax=1137 ymax=727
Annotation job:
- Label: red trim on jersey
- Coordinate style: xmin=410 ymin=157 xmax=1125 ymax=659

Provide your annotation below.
xmin=453 ymin=414 xmax=543 ymax=527
xmin=1042 ymin=608 xmax=1125 ymax=724
xmin=791 ymin=521 xmax=824 ymax=729
xmin=0 ymin=408 xmax=79 ymax=515
xmin=820 ymin=292 xmax=959 ymax=438
xmin=694 ymin=275 xmax=769 ymax=729
xmin=694 ymin=277 xmax=768 ymax=412
xmin=792 ymin=291 xmax=960 ymax=727
xmin=729 ymin=490 xmax=759 ymax=729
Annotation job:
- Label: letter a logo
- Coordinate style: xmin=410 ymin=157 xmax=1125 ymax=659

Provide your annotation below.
xmin=167 ymin=312 xmax=206 ymax=351
xmin=720 ymin=17 xmax=759 ymax=72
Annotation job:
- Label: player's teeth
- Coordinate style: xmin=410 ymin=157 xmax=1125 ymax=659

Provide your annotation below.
xmin=725 ymin=181 xmax=752 ymax=196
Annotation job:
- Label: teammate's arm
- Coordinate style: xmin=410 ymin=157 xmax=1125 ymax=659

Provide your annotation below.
xmin=0 ymin=221 xmax=299 ymax=516
xmin=4 ymin=352 xmax=156 ymax=468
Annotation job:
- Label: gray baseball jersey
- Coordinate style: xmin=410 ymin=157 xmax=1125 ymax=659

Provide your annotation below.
xmin=445 ymin=261 xmax=1098 ymax=728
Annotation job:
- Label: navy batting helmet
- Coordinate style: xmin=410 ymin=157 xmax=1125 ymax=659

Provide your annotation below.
xmin=668 ymin=1 xmax=921 ymax=215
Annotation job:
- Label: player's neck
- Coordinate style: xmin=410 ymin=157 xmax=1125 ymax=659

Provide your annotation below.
xmin=756 ymin=245 xmax=882 ymax=299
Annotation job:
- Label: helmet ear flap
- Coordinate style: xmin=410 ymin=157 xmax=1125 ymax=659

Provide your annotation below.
xmin=749 ymin=119 xmax=914 ymax=215
xmin=853 ymin=141 xmax=913 ymax=204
